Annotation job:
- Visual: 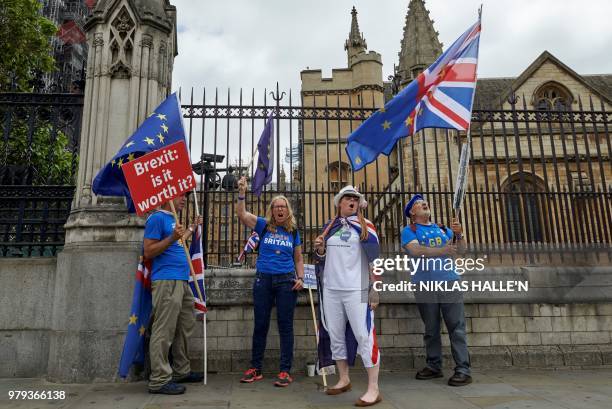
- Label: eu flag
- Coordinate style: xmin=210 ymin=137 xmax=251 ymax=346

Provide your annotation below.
xmin=251 ymin=114 xmax=274 ymax=196
xmin=92 ymin=93 xmax=187 ymax=209
xmin=346 ymin=19 xmax=481 ymax=170
xmin=118 ymin=256 xmax=152 ymax=378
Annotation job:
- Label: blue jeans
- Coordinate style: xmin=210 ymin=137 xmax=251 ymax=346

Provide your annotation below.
xmin=415 ymin=290 xmax=471 ymax=375
xmin=251 ymin=272 xmax=297 ymax=372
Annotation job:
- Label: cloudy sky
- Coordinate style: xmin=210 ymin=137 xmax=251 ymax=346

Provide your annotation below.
xmin=168 ymin=0 xmax=612 ymax=178
xmin=171 ymin=0 xmax=612 ymax=95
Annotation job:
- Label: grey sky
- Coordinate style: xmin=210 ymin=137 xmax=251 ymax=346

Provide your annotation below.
xmin=171 ymin=0 xmax=612 ymax=95
xmin=170 ymin=0 xmax=612 ymax=179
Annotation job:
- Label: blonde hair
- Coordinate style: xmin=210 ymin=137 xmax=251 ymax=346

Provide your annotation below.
xmin=356 ymin=210 xmax=369 ymax=241
xmin=265 ymin=195 xmax=297 ymax=233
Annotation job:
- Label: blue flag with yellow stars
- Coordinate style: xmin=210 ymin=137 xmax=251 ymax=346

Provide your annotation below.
xmin=118 ymin=255 xmax=152 ymax=378
xmin=251 ymin=114 xmax=274 ymax=197
xmin=346 ymin=19 xmax=481 ymax=170
xmin=92 ymin=93 xmax=187 ymax=210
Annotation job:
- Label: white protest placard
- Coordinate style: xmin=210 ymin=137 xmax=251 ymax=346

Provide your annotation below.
xmin=303 ymin=264 xmax=317 ymax=290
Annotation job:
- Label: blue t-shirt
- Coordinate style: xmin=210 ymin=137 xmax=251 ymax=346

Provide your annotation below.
xmin=401 ymin=223 xmax=460 ymax=282
xmin=144 ymin=210 xmax=189 ymax=281
xmin=254 ymin=217 xmax=301 ymax=274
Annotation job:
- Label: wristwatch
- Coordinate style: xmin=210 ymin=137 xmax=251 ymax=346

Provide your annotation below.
xmin=455 ymin=233 xmax=464 ymax=240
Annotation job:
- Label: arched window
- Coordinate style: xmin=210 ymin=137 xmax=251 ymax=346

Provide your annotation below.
xmin=533 ymin=82 xmax=573 ymax=111
xmin=328 ymin=161 xmax=350 ymax=191
xmin=502 ymin=173 xmax=547 ymax=243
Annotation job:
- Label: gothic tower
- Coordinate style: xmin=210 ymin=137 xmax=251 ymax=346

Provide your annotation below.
xmin=397 ymin=0 xmax=442 ymax=85
xmin=345 ymin=6 xmax=367 ymax=67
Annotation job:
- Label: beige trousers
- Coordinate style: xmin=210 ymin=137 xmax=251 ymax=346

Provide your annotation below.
xmin=149 ymin=280 xmax=194 ymax=389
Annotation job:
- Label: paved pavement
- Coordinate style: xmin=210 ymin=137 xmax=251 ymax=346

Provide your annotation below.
xmin=1 ymin=369 xmax=612 ymax=409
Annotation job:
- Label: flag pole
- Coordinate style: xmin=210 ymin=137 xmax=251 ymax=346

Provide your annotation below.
xmin=191 ymin=189 xmax=207 ymax=386
xmin=453 ymin=5 xmax=482 ymax=222
xmin=311 ymin=214 xmax=338 ymax=389
xmin=242 ymin=145 xmax=259 ymax=177
xmin=168 ymin=200 xmax=205 ymax=303
xmin=168 ymin=200 xmax=206 ymax=384
xmin=308 ymin=287 xmax=327 ymax=388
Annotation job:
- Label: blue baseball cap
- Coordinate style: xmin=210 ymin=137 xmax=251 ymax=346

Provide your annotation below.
xmin=404 ymin=194 xmax=424 ymax=218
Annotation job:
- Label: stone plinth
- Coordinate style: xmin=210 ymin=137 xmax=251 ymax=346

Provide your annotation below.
xmin=47 ymin=0 xmax=178 ymax=382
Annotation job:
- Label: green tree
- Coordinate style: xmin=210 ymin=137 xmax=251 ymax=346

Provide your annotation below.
xmin=1 ymin=121 xmax=77 ymax=185
xmin=0 ymin=0 xmax=57 ymax=91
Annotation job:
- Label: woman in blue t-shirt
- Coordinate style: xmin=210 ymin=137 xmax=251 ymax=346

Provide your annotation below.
xmin=236 ymin=176 xmax=304 ymax=387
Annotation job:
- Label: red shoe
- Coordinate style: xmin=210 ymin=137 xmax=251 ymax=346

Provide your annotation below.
xmin=240 ymin=368 xmax=263 ymax=383
xmin=274 ymin=371 xmax=293 ymax=387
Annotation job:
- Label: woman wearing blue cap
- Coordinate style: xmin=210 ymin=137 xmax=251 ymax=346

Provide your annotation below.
xmin=401 ymin=194 xmax=472 ymax=386
xmin=314 ymin=185 xmax=382 ymax=407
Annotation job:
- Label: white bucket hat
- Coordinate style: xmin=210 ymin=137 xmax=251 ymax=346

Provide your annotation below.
xmin=334 ymin=185 xmax=367 ymax=208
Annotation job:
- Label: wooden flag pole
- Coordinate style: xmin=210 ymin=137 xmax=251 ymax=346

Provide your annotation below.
xmin=310 ymin=215 xmax=339 ymax=389
xmin=168 ymin=200 xmax=204 ymax=303
xmin=191 ymin=189 xmax=207 ymax=386
xmin=242 ymin=145 xmax=259 ymax=177
xmin=308 ymin=287 xmax=327 ymax=388
xmin=314 ymin=215 xmax=338 ymax=246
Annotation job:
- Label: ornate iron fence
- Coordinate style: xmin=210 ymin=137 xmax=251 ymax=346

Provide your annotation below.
xmin=178 ymin=87 xmax=611 ymax=267
xmin=1 ymin=92 xmax=82 ymax=256
xmin=1 ymin=87 xmax=610 ymax=262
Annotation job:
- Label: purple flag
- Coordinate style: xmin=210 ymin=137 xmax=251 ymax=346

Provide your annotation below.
xmin=252 ymin=114 xmax=274 ymax=196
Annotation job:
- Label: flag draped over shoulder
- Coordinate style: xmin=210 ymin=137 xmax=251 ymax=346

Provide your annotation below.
xmin=251 ymin=114 xmax=275 ymax=197
xmin=314 ymin=215 xmax=380 ymax=368
xmin=118 ymin=256 xmax=152 ymax=378
xmin=346 ymin=19 xmax=481 ymax=170
xmin=189 ymin=225 xmax=207 ymax=315
xmin=92 ymin=93 xmax=187 ymax=210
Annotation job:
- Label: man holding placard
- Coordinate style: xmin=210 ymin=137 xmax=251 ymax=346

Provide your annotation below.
xmin=144 ymin=194 xmax=204 ymax=394
xmin=117 ymin=119 xmax=203 ymax=394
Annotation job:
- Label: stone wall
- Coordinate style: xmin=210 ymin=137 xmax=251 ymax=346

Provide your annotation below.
xmin=188 ymin=268 xmax=612 ymax=374
xmin=0 ymin=258 xmax=56 ymax=378
xmin=2 ymin=261 xmax=611 ymax=380
xmin=189 ymin=302 xmax=612 ymax=374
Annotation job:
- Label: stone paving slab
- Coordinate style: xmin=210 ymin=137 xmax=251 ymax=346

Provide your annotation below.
xmin=1 ymin=369 xmax=612 ymax=409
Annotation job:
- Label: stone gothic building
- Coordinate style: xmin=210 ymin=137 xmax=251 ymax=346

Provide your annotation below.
xmin=300 ymin=0 xmax=612 ymax=254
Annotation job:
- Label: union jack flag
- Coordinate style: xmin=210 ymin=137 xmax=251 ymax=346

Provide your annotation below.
xmin=189 ymin=225 xmax=207 ymax=315
xmin=237 ymin=231 xmax=260 ymax=262
xmin=346 ymin=18 xmax=481 ymax=171
xmin=407 ymin=20 xmax=481 ymax=134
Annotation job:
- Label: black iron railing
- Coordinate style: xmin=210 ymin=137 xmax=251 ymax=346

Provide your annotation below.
xmin=0 ymin=185 xmax=75 ymax=256
xmin=177 ymin=87 xmax=611 ymax=267
xmin=1 ymin=87 xmax=611 ymax=261
xmin=1 ymin=93 xmax=82 ymax=256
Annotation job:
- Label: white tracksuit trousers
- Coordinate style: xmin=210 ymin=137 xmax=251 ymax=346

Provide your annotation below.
xmin=322 ymin=288 xmax=380 ymax=368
